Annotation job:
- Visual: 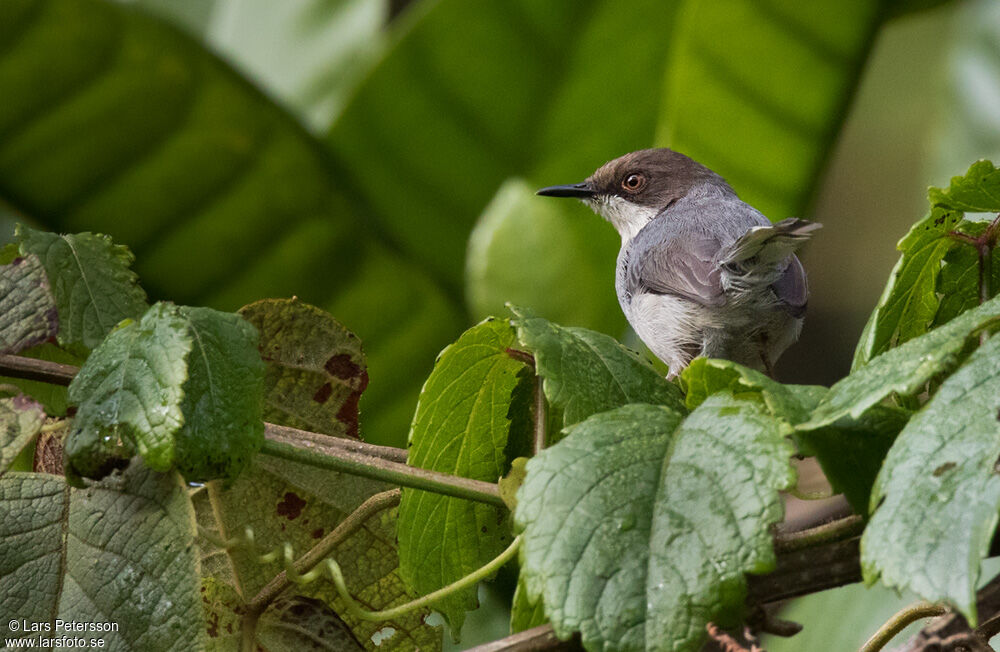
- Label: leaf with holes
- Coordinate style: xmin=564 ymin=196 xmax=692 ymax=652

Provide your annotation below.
xmin=239 ymin=297 xmax=367 ymax=439
xmin=515 ymin=397 xmax=795 ymax=652
xmin=0 ymin=466 xmax=204 ymax=651
xmin=862 ymin=333 xmax=1000 ymax=621
xmin=0 ymin=253 xmax=58 ymax=354
xmin=804 ymin=293 xmax=1000 ymax=431
xmin=16 ymin=225 xmax=147 ymax=352
xmin=398 ymin=319 xmax=529 ymax=635
xmin=511 ymin=307 xmax=684 ymax=429
xmin=0 ymin=394 xmax=45 ymax=471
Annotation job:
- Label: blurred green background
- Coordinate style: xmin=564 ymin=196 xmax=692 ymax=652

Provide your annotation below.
xmin=2 ymin=0 xmax=999 ymax=647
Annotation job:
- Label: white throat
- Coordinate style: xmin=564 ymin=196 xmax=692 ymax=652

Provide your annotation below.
xmin=585 ymin=195 xmax=658 ymax=244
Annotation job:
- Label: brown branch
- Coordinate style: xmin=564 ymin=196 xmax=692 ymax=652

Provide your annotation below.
xmin=0 ymin=353 xmax=76 ymax=386
xmin=464 ymin=624 xmax=582 ymax=652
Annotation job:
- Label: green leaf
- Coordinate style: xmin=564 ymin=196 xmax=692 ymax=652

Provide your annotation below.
xmin=174 ymin=306 xmax=265 ymax=482
xmin=66 ymin=302 xmax=191 ymax=479
xmin=198 ymin=457 xmax=442 ymax=651
xmin=326 ymin=0 xmax=682 ymax=283
xmin=795 ymin=405 xmax=908 ymax=514
xmin=0 ymin=253 xmax=57 ymax=354
xmin=851 ymin=208 xmax=963 ymax=367
xmin=861 ymin=333 xmax=1000 ymax=621
xmin=16 ymin=226 xmax=147 ymax=351
xmin=66 ymin=302 xmax=265 ymax=483
xmin=0 ymin=466 xmax=204 ymax=651
xmin=515 ymin=397 xmax=795 ymax=652
xmin=511 ymin=308 xmax=685 ymax=428
xmin=466 ymin=179 xmax=622 ymax=335
xmin=0 ymin=394 xmax=45 ymax=471
xmin=679 ymin=357 xmax=824 ymax=424
xmin=239 ymin=297 xmax=367 ymax=439
xmin=398 ymin=319 xmax=526 ymax=635
xmin=927 ymin=159 xmax=1000 ymax=212
xmin=257 ymin=597 xmax=364 ymax=652
xmin=853 ymin=160 xmax=1000 ymax=367
xmin=804 ymin=293 xmax=1000 ymax=431
xmin=0 ymin=0 xmax=460 ymax=447
xmin=659 ymin=1 xmax=884 ymax=221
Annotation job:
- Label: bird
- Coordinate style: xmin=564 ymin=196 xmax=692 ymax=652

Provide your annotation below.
xmin=537 ymin=148 xmax=820 ymax=378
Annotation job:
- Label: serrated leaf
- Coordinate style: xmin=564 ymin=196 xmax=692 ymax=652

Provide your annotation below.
xmin=0 ymin=394 xmax=45 ymax=471
xmin=200 ymin=456 xmax=441 ymax=651
xmin=173 ymin=306 xmax=264 ymax=482
xmin=679 ymin=357 xmax=824 ymax=425
xmin=16 ymin=226 xmax=147 ymax=351
xmin=466 ymin=179 xmax=622 ymax=336
xmin=861 ymin=333 xmax=1000 ymax=621
xmin=398 ymin=319 xmax=526 ymax=635
xmin=854 ymin=160 xmax=1000 ymax=367
xmin=805 ymin=294 xmax=1000 ymax=431
xmin=851 ymin=208 xmax=963 ymax=367
xmin=66 ymin=302 xmax=191 ymax=479
xmin=927 ymin=159 xmax=1000 ymax=212
xmin=239 ymin=297 xmax=367 ymax=439
xmin=510 ymin=308 xmax=685 ymax=429
xmin=66 ymin=303 xmax=265 ymax=483
xmin=795 ymin=405 xmax=908 ymax=514
xmin=0 ymin=465 xmax=204 ymax=651
xmin=0 ymin=253 xmax=58 ymax=354
xmin=515 ymin=397 xmax=795 ymax=652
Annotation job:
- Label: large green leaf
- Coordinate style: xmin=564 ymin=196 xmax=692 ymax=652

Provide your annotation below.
xmin=515 ymin=397 xmax=794 ymax=652
xmin=803 ymin=293 xmax=1000 ymax=430
xmin=326 ymin=0 xmax=683 ymax=284
xmin=862 ymin=333 xmax=1000 ymax=621
xmin=466 ymin=179 xmax=622 ymax=334
xmin=511 ymin=308 xmax=685 ymax=429
xmin=0 ymin=0 xmax=460 ymax=447
xmin=659 ymin=0 xmax=884 ymax=221
xmin=398 ymin=319 xmax=526 ymax=635
xmin=0 ymin=466 xmax=204 ymax=651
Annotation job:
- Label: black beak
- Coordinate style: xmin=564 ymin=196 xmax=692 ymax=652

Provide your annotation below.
xmin=536 ymin=182 xmax=595 ymax=198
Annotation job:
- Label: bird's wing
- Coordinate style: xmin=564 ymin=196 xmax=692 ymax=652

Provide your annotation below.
xmin=628 ymin=231 xmax=726 ymax=307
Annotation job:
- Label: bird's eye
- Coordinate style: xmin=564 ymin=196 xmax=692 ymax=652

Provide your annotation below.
xmin=622 ymin=173 xmax=645 ymax=192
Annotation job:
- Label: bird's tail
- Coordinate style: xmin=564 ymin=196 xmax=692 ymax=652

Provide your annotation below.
xmin=720 ymin=218 xmax=821 ymax=267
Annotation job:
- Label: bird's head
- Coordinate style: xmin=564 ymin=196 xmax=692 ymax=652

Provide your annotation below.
xmin=537 ymin=148 xmax=729 ymax=242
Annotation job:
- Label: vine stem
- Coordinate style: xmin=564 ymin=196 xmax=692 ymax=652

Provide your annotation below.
xmin=239 ymin=488 xmax=402 ymax=651
xmin=328 ymin=535 xmax=521 ymax=622
xmin=774 ymin=514 xmax=864 ymax=553
xmin=859 ymin=602 xmax=948 ymax=652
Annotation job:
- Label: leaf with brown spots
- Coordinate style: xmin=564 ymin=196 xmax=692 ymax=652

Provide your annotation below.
xmin=240 ymin=298 xmax=368 ymax=439
xmin=0 ymin=253 xmax=58 ymax=355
